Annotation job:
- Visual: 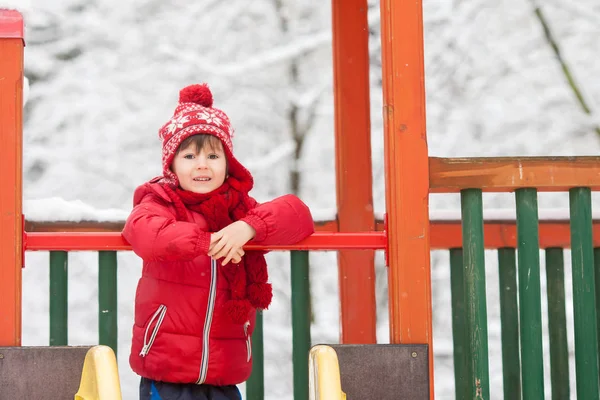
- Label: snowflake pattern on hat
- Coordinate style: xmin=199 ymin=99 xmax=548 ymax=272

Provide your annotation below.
xmin=197 ymin=111 xmax=224 ymax=127
xmin=162 ymin=115 xmax=192 ymax=138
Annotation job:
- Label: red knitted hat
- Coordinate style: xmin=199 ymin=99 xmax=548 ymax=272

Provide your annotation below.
xmin=159 ymin=83 xmax=253 ymax=188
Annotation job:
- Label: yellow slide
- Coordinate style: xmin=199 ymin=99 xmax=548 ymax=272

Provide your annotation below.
xmin=308 ymin=345 xmax=346 ymax=400
xmin=74 ymin=345 xmax=122 ymax=400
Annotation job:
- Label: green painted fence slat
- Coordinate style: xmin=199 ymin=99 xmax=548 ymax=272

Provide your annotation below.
xmin=99 ymin=251 xmax=118 ymax=354
xmin=594 ymin=248 xmax=600 ymax=374
xmin=460 ymin=189 xmax=490 ymax=399
xmin=497 ymin=248 xmax=521 ymax=400
xmin=450 ymin=248 xmax=469 ymax=400
xmin=246 ymin=310 xmax=264 ymax=400
xmin=569 ymin=187 xmax=600 ymax=400
xmin=291 ymin=251 xmax=310 ymax=400
xmin=545 ymin=248 xmax=570 ymax=400
xmin=515 ymin=188 xmax=545 ymax=399
xmin=49 ymin=251 xmax=68 ymax=346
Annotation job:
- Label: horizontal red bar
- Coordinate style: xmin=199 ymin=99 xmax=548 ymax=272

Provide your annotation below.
xmin=25 ymin=220 xmax=599 ymax=252
xmin=0 ymin=9 xmax=24 ymax=40
xmin=24 ymin=231 xmax=387 ymax=252
xmin=430 ymin=221 xmax=600 ymax=249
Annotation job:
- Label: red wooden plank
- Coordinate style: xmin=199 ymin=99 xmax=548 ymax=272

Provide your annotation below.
xmin=332 ymin=0 xmax=377 ymax=344
xmin=0 ymin=34 xmax=24 ymax=346
xmin=24 ymin=232 xmax=387 ymax=252
xmin=380 ymin=0 xmax=434 ymax=395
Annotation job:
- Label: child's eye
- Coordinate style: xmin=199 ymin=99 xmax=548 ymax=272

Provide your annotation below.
xmin=208 ymin=154 xmax=219 ymax=160
xmin=183 ymin=154 xmax=195 ymax=159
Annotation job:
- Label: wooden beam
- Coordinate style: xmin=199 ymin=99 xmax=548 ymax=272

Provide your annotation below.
xmin=25 ymin=232 xmax=387 ymax=252
xmin=430 ymin=157 xmax=600 ymax=192
xmin=26 ymin=219 xmax=600 ymax=249
xmin=0 ymin=9 xmax=24 ymax=346
xmin=429 ymin=220 xmax=600 ymax=249
xmin=380 ymin=0 xmax=434 ymax=393
xmin=332 ymin=0 xmax=377 ymax=344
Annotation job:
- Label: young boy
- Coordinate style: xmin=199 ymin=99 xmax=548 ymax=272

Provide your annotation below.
xmin=122 ymin=83 xmax=315 ymax=400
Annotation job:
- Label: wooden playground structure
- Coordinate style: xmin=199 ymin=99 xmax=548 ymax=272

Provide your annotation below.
xmin=2 ymin=1 xmax=600 ymax=399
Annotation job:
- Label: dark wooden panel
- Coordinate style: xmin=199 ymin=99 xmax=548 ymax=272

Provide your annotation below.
xmin=0 ymin=346 xmax=91 ymax=400
xmin=329 ymin=344 xmax=429 ymax=400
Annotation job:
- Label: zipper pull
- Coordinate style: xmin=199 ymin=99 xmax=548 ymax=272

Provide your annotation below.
xmin=139 ymin=344 xmax=149 ymax=357
xmin=244 ymin=320 xmax=252 ymax=362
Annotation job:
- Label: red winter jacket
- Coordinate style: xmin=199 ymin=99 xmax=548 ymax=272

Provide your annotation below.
xmin=122 ymin=181 xmax=314 ymax=385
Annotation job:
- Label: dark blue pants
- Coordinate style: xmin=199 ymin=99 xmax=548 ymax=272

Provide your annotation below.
xmin=140 ymin=378 xmax=241 ymax=400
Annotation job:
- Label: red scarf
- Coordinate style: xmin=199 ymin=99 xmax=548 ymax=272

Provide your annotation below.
xmin=162 ymin=178 xmax=272 ymax=324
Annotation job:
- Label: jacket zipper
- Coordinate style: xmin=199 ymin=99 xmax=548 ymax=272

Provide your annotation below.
xmin=139 ymin=304 xmax=167 ymax=357
xmin=196 ymin=259 xmax=218 ymax=384
xmin=244 ymin=320 xmax=252 ymax=362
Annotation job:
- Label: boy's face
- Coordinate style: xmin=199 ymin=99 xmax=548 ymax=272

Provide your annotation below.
xmin=172 ymin=140 xmax=227 ymax=194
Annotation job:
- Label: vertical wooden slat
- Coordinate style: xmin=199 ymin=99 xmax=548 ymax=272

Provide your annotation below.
xmin=0 ymin=10 xmax=24 ymax=346
xmin=99 ymin=251 xmax=118 ymax=354
xmin=569 ymin=187 xmax=600 ymax=400
xmin=246 ymin=310 xmax=264 ymax=400
xmin=449 ymin=248 xmax=469 ymax=400
xmin=379 ymin=0 xmax=434 ymax=394
xmin=332 ymin=0 xmax=376 ymax=344
xmin=515 ymin=188 xmax=545 ymax=399
xmin=460 ymin=189 xmax=490 ymax=399
xmin=497 ymin=248 xmax=521 ymax=400
xmin=291 ymin=251 xmax=310 ymax=400
xmin=594 ymin=248 xmax=600 ymax=374
xmin=545 ymin=248 xmax=570 ymax=400
xmin=49 ymin=251 xmax=68 ymax=346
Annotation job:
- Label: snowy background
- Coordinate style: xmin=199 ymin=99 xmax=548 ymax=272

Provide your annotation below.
xmin=3 ymin=0 xmax=600 ymax=398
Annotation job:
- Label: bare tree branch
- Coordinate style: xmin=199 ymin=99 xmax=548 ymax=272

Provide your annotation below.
xmin=530 ymin=1 xmax=600 ymax=137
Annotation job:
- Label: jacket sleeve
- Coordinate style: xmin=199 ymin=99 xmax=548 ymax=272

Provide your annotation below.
xmin=122 ymin=194 xmax=211 ymax=262
xmin=241 ymin=194 xmax=315 ymax=245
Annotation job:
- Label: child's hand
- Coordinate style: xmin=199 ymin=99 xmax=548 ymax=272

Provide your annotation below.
xmin=209 ymin=234 xmax=244 ymax=264
xmin=209 ymin=221 xmax=256 ymax=265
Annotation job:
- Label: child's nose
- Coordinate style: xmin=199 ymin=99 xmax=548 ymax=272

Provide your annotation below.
xmin=195 ymin=156 xmax=208 ymax=168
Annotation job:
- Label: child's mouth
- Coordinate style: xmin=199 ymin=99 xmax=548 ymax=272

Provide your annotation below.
xmin=193 ymin=177 xmax=211 ymax=182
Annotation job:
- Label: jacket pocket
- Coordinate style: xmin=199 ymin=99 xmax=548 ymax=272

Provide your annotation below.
xmin=139 ymin=304 xmax=167 ymax=357
xmin=244 ymin=320 xmax=252 ymax=362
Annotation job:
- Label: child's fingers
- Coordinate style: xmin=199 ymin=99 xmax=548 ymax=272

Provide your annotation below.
xmin=236 ymin=248 xmax=244 ymax=262
xmin=208 ymin=241 xmax=220 ymax=256
xmin=210 ymin=232 xmax=223 ymax=243
xmin=214 ymin=243 xmax=233 ymax=260
xmin=209 ymin=237 xmax=227 ymax=257
xmin=228 ymin=249 xmax=244 ymax=264
xmin=222 ymin=248 xmax=235 ymax=265
xmin=223 ymin=246 xmax=244 ymax=265
xmin=208 ymin=235 xmax=220 ymax=255
xmin=209 ymin=232 xmax=224 ymax=251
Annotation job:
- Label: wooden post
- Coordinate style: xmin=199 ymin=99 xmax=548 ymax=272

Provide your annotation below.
xmin=379 ymin=0 xmax=434 ymax=396
xmin=0 ymin=9 xmax=24 ymax=346
xmin=332 ymin=0 xmax=377 ymax=343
